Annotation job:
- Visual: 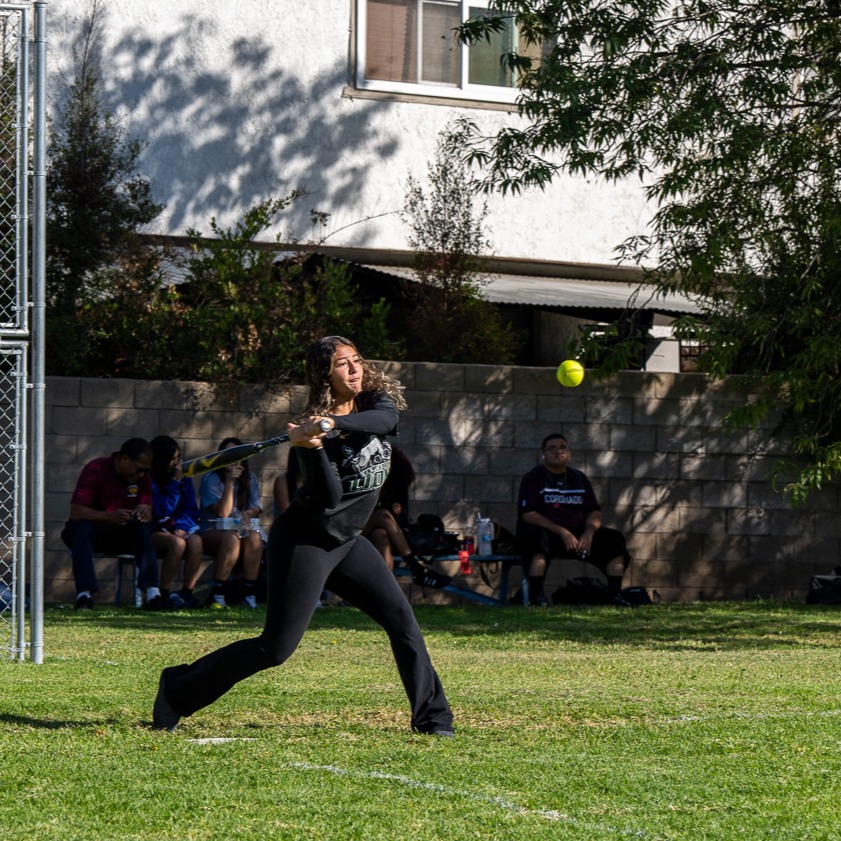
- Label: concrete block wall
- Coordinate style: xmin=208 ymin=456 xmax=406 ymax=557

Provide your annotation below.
xmin=43 ymin=365 xmax=840 ymax=604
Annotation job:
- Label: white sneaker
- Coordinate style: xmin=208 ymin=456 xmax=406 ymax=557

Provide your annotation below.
xmin=210 ymin=593 xmax=227 ymax=609
xmin=243 ymin=594 xmax=257 ymax=609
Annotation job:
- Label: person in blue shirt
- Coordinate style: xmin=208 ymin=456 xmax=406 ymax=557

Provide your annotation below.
xmin=149 ymin=435 xmax=204 ymax=609
xmin=198 ymin=437 xmax=265 ymax=609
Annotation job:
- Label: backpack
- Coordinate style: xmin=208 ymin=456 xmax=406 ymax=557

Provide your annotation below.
xmin=614 ymin=586 xmax=653 ymax=607
xmin=405 ymin=514 xmax=461 ymax=557
xmin=806 ymin=573 xmax=841 ymax=605
xmin=552 ymin=578 xmax=654 ymax=607
xmin=552 ymin=576 xmax=612 ymax=605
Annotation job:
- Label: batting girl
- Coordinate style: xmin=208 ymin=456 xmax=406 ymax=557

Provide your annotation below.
xmin=153 ymin=336 xmax=454 ymax=736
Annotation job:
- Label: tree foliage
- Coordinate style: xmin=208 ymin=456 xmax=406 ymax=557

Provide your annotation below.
xmin=162 ymin=199 xmax=402 ymax=383
xmin=48 ymin=193 xmax=402 ymax=383
xmin=460 ymin=0 xmax=841 ymax=501
xmin=402 ymin=128 xmax=520 ymax=364
xmin=46 ymin=0 xmax=163 ymax=374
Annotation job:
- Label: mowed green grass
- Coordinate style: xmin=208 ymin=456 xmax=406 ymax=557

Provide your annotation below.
xmin=3 ymin=601 xmax=841 ymax=840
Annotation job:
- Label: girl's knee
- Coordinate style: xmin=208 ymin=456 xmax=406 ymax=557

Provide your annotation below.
xmin=257 ymin=637 xmax=296 ymax=667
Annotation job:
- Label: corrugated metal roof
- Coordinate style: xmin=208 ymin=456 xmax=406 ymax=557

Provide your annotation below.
xmin=360 ymin=264 xmax=701 ymax=316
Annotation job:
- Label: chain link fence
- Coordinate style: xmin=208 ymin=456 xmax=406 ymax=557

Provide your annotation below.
xmin=0 ymin=8 xmax=26 ymax=336
xmin=0 ymin=343 xmax=24 ymax=656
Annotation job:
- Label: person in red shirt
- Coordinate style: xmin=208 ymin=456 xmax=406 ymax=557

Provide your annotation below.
xmin=61 ymin=438 xmax=163 ymax=611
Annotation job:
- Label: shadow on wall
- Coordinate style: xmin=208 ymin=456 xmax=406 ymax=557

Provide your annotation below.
xmin=53 ymin=7 xmax=401 ymax=239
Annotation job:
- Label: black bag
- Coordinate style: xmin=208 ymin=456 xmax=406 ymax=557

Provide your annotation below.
xmin=806 ymin=574 xmax=841 ymax=605
xmin=552 ymin=579 xmax=654 ymax=607
xmin=405 ymin=514 xmax=461 ymax=557
xmin=492 ymin=523 xmax=517 ymax=555
xmin=615 ymin=586 xmax=653 ymax=607
xmin=552 ymin=576 xmax=612 ymax=605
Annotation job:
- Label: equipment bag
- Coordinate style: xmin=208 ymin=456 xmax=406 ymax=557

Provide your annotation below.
xmin=615 ymin=586 xmax=653 ymax=607
xmin=552 ymin=576 xmax=612 ymax=605
xmin=405 ymin=514 xmax=461 ymax=557
xmin=806 ymin=574 xmax=841 ymax=605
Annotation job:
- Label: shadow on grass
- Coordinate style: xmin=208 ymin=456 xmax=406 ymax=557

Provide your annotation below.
xmin=43 ymin=600 xmax=841 ymax=651
xmin=0 ymin=712 xmax=121 ymax=730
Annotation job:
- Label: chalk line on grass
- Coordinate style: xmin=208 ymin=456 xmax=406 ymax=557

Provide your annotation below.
xmin=664 ymin=708 xmax=841 ymax=725
xmin=183 ymin=742 xmax=644 ymax=834
xmin=289 ymin=761 xmax=645 ymax=837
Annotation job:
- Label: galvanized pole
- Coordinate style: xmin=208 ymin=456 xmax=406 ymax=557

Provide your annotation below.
xmin=30 ymin=0 xmax=47 ymax=664
xmin=13 ymin=3 xmax=30 ymax=662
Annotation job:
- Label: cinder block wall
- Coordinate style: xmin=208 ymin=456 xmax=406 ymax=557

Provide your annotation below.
xmin=43 ymin=365 xmax=840 ymax=604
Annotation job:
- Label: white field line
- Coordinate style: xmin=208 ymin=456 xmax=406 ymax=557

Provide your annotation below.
xmin=289 ymin=761 xmax=645 ymax=837
xmin=663 ymin=708 xmax=841 ymax=724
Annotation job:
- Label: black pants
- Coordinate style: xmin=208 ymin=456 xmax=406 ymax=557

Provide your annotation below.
xmin=516 ymin=523 xmax=630 ymax=574
xmin=61 ymin=519 xmax=159 ymax=594
xmin=163 ymin=513 xmax=453 ymax=733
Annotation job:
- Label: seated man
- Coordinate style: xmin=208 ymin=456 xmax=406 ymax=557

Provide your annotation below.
xmin=515 ymin=433 xmax=630 ymax=606
xmin=61 ymin=437 xmax=163 ymax=611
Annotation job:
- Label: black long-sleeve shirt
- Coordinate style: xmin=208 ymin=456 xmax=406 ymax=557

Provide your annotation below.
xmin=290 ymin=391 xmax=398 ymax=543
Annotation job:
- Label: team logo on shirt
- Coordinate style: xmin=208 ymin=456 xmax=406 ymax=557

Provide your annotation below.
xmin=542 ymin=488 xmax=585 ymax=506
xmin=344 ymin=438 xmax=392 ymax=495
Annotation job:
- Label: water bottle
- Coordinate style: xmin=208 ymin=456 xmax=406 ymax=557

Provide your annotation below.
xmin=476 ymin=515 xmax=494 ymax=557
xmin=234 ymin=513 xmax=249 ymax=538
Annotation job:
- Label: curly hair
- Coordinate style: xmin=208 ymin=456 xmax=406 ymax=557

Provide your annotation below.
xmin=302 ymin=335 xmax=406 ymax=416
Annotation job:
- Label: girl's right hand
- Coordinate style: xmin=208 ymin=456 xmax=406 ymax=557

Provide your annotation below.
xmin=226 ymin=463 xmax=244 ymax=479
xmin=288 ymin=419 xmax=330 ymax=448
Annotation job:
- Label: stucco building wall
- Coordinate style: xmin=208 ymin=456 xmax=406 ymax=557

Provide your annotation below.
xmin=49 ymin=0 xmax=653 ymax=265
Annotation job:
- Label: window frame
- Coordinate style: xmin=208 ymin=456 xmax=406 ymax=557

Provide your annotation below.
xmin=355 ymin=0 xmax=522 ymax=105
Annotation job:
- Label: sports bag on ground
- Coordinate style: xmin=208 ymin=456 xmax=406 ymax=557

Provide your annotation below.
xmin=806 ymin=572 xmax=841 ymax=605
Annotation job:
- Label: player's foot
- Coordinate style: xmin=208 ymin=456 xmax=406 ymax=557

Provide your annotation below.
xmin=414 ymin=725 xmax=455 ymax=737
xmin=167 ymin=592 xmax=187 ymax=609
xmin=208 ymin=593 xmax=227 ymax=609
xmin=152 ymin=668 xmax=180 ymax=732
xmin=411 ymin=568 xmax=452 ymax=589
xmin=242 ymin=594 xmax=258 ymax=609
xmin=74 ymin=595 xmax=93 ymax=611
xmin=144 ymin=594 xmax=166 ymax=611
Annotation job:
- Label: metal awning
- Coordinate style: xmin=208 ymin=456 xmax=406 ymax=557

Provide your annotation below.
xmin=359 ymin=264 xmax=701 ymax=317
xmin=481 ymin=274 xmax=700 ymax=315
xmin=143 ymin=239 xmax=702 ymax=318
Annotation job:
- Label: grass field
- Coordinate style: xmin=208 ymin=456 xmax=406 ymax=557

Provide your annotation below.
xmin=4 ymin=600 xmax=841 ymax=840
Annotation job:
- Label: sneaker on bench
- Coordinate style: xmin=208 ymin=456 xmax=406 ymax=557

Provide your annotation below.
xmin=411 ymin=568 xmax=452 ymax=590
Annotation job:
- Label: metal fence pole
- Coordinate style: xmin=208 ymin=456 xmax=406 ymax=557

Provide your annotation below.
xmin=29 ymin=0 xmax=46 ymax=664
xmin=0 ymin=2 xmax=35 ymax=660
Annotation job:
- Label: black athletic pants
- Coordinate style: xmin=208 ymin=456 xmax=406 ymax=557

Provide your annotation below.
xmin=164 ymin=512 xmax=453 ymax=733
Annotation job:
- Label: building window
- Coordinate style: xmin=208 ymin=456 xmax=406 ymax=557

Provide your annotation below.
xmin=357 ymin=0 xmax=529 ymax=103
